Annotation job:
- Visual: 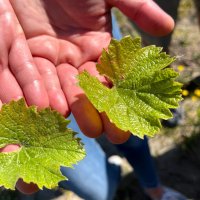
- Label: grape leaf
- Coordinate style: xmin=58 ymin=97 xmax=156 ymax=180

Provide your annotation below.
xmin=78 ymin=36 xmax=182 ymax=138
xmin=0 ymin=99 xmax=85 ymax=190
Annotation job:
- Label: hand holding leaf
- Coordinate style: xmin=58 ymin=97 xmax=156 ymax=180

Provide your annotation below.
xmin=0 ymin=99 xmax=85 ymax=190
xmin=79 ymin=36 xmax=182 ymax=138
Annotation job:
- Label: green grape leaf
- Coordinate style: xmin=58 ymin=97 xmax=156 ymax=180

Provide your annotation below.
xmin=0 ymin=99 xmax=85 ymax=190
xmin=78 ymin=36 xmax=182 ymax=138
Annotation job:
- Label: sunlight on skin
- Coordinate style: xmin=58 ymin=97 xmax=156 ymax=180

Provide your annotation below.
xmin=108 ymin=0 xmax=174 ymax=36
xmin=6 ymin=0 xmax=174 ymax=142
xmin=0 ymin=144 xmax=20 ymax=153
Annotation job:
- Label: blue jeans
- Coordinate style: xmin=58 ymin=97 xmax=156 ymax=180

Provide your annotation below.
xmin=59 ymin=115 xmax=121 ymax=200
xmin=59 ymin=115 xmax=159 ymax=200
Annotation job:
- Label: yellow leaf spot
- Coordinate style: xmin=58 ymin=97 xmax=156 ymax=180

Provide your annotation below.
xmin=194 ymin=89 xmax=200 ymax=97
xmin=182 ymin=89 xmax=189 ymax=96
xmin=177 ymin=65 xmax=185 ymax=72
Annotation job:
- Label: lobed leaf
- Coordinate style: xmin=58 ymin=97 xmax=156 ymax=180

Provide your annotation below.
xmin=0 ymin=99 xmax=85 ymax=190
xmin=79 ymin=36 xmax=182 ymax=138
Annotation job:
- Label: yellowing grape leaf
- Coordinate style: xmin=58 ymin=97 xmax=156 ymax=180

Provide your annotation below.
xmin=0 ymin=99 xmax=85 ymax=190
xmin=78 ymin=36 xmax=182 ymax=138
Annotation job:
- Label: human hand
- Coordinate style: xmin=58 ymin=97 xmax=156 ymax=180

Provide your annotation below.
xmin=0 ymin=0 xmax=174 ymax=144
xmin=0 ymin=0 xmax=174 ymax=194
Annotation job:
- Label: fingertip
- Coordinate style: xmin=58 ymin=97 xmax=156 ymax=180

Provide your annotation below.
xmin=71 ymin=95 xmax=103 ymax=138
xmin=106 ymin=130 xmax=131 ymax=144
xmin=16 ymin=179 xmax=39 ymax=195
xmin=110 ymin=0 xmax=175 ymax=36
xmin=0 ymin=144 xmax=20 ymax=153
xmin=101 ymin=112 xmax=131 ymax=144
xmin=135 ymin=6 xmax=175 ymax=36
xmin=162 ymin=15 xmax=175 ymax=36
xmin=144 ymin=11 xmax=175 ymax=36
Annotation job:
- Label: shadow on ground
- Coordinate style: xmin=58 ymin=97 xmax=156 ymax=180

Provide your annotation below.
xmin=114 ymin=135 xmax=200 ymax=200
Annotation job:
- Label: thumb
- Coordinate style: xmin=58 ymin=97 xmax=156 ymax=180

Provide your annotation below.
xmin=108 ymin=0 xmax=174 ymax=36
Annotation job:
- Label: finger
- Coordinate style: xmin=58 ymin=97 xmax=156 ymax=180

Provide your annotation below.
xmin=67 ymin=32 xmax=111 ymax=67
xmin=16 ymin=179 xmax=39 ymax=195
xmin=0 ymin=99 xmax=2 ymax=109
xmin=0 ymin=144 xmax=20 ymax=153
xmin=28 ymin=35 xmax=82 ymax=68
xmin=101 ymin=112 xmax=131 ymax=144
xmin=78 ymin=61 xmax=109 ymax=86
xmin=27 ymin=36 xmax=59 ymax=65
xmin=0 ymin=0 xmax=24 ymax=102
xmin=78 ymin=62 xmax=129 ymax=143
xmin=9 ymin=35 xmax=49 ymax=108
xmin=0 ymin=68 xmax=23 ymax=103
xmin=34 ymin=57 xmax=69 ymax=116
xmin=0 ymin=2 xmax=45 ymax=193
xmin=0 ymin=0 xmax=49 ymax=108
xmin=108 ymin=0 xmax=174 ymax=36
xmin=57 ymin=63 xmax=103 ymax=137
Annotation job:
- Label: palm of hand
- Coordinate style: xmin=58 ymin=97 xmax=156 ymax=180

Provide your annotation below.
xmin=1 ymin=0 xmax=114 ymax=137
xmin=19 ymin=0 xmax=112 ymax=68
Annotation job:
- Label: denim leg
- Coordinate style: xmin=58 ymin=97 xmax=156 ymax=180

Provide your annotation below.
xmin=116 ymin=136 xmax=160 ymax=189
xmin=59 ymin=115 xmax=121 ymax=200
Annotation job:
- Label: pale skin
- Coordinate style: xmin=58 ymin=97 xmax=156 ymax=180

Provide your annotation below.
xmin=0 ymin=0 xmax=174 ymax=197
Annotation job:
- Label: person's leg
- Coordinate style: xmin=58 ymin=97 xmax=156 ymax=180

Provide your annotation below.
xmin=59 ymin=115 xmax=121 ymax=200
xmin=116 ymin=136 xmax=160 ymax=189
xmin=114 ymin=135 xmax=187 ymax=200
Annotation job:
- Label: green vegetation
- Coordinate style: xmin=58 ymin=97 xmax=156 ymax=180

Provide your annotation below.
xmin=79 ymin=36 xmax=182 ymax=138
xmin=0 ymin=99 xmax=85 ymax=190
